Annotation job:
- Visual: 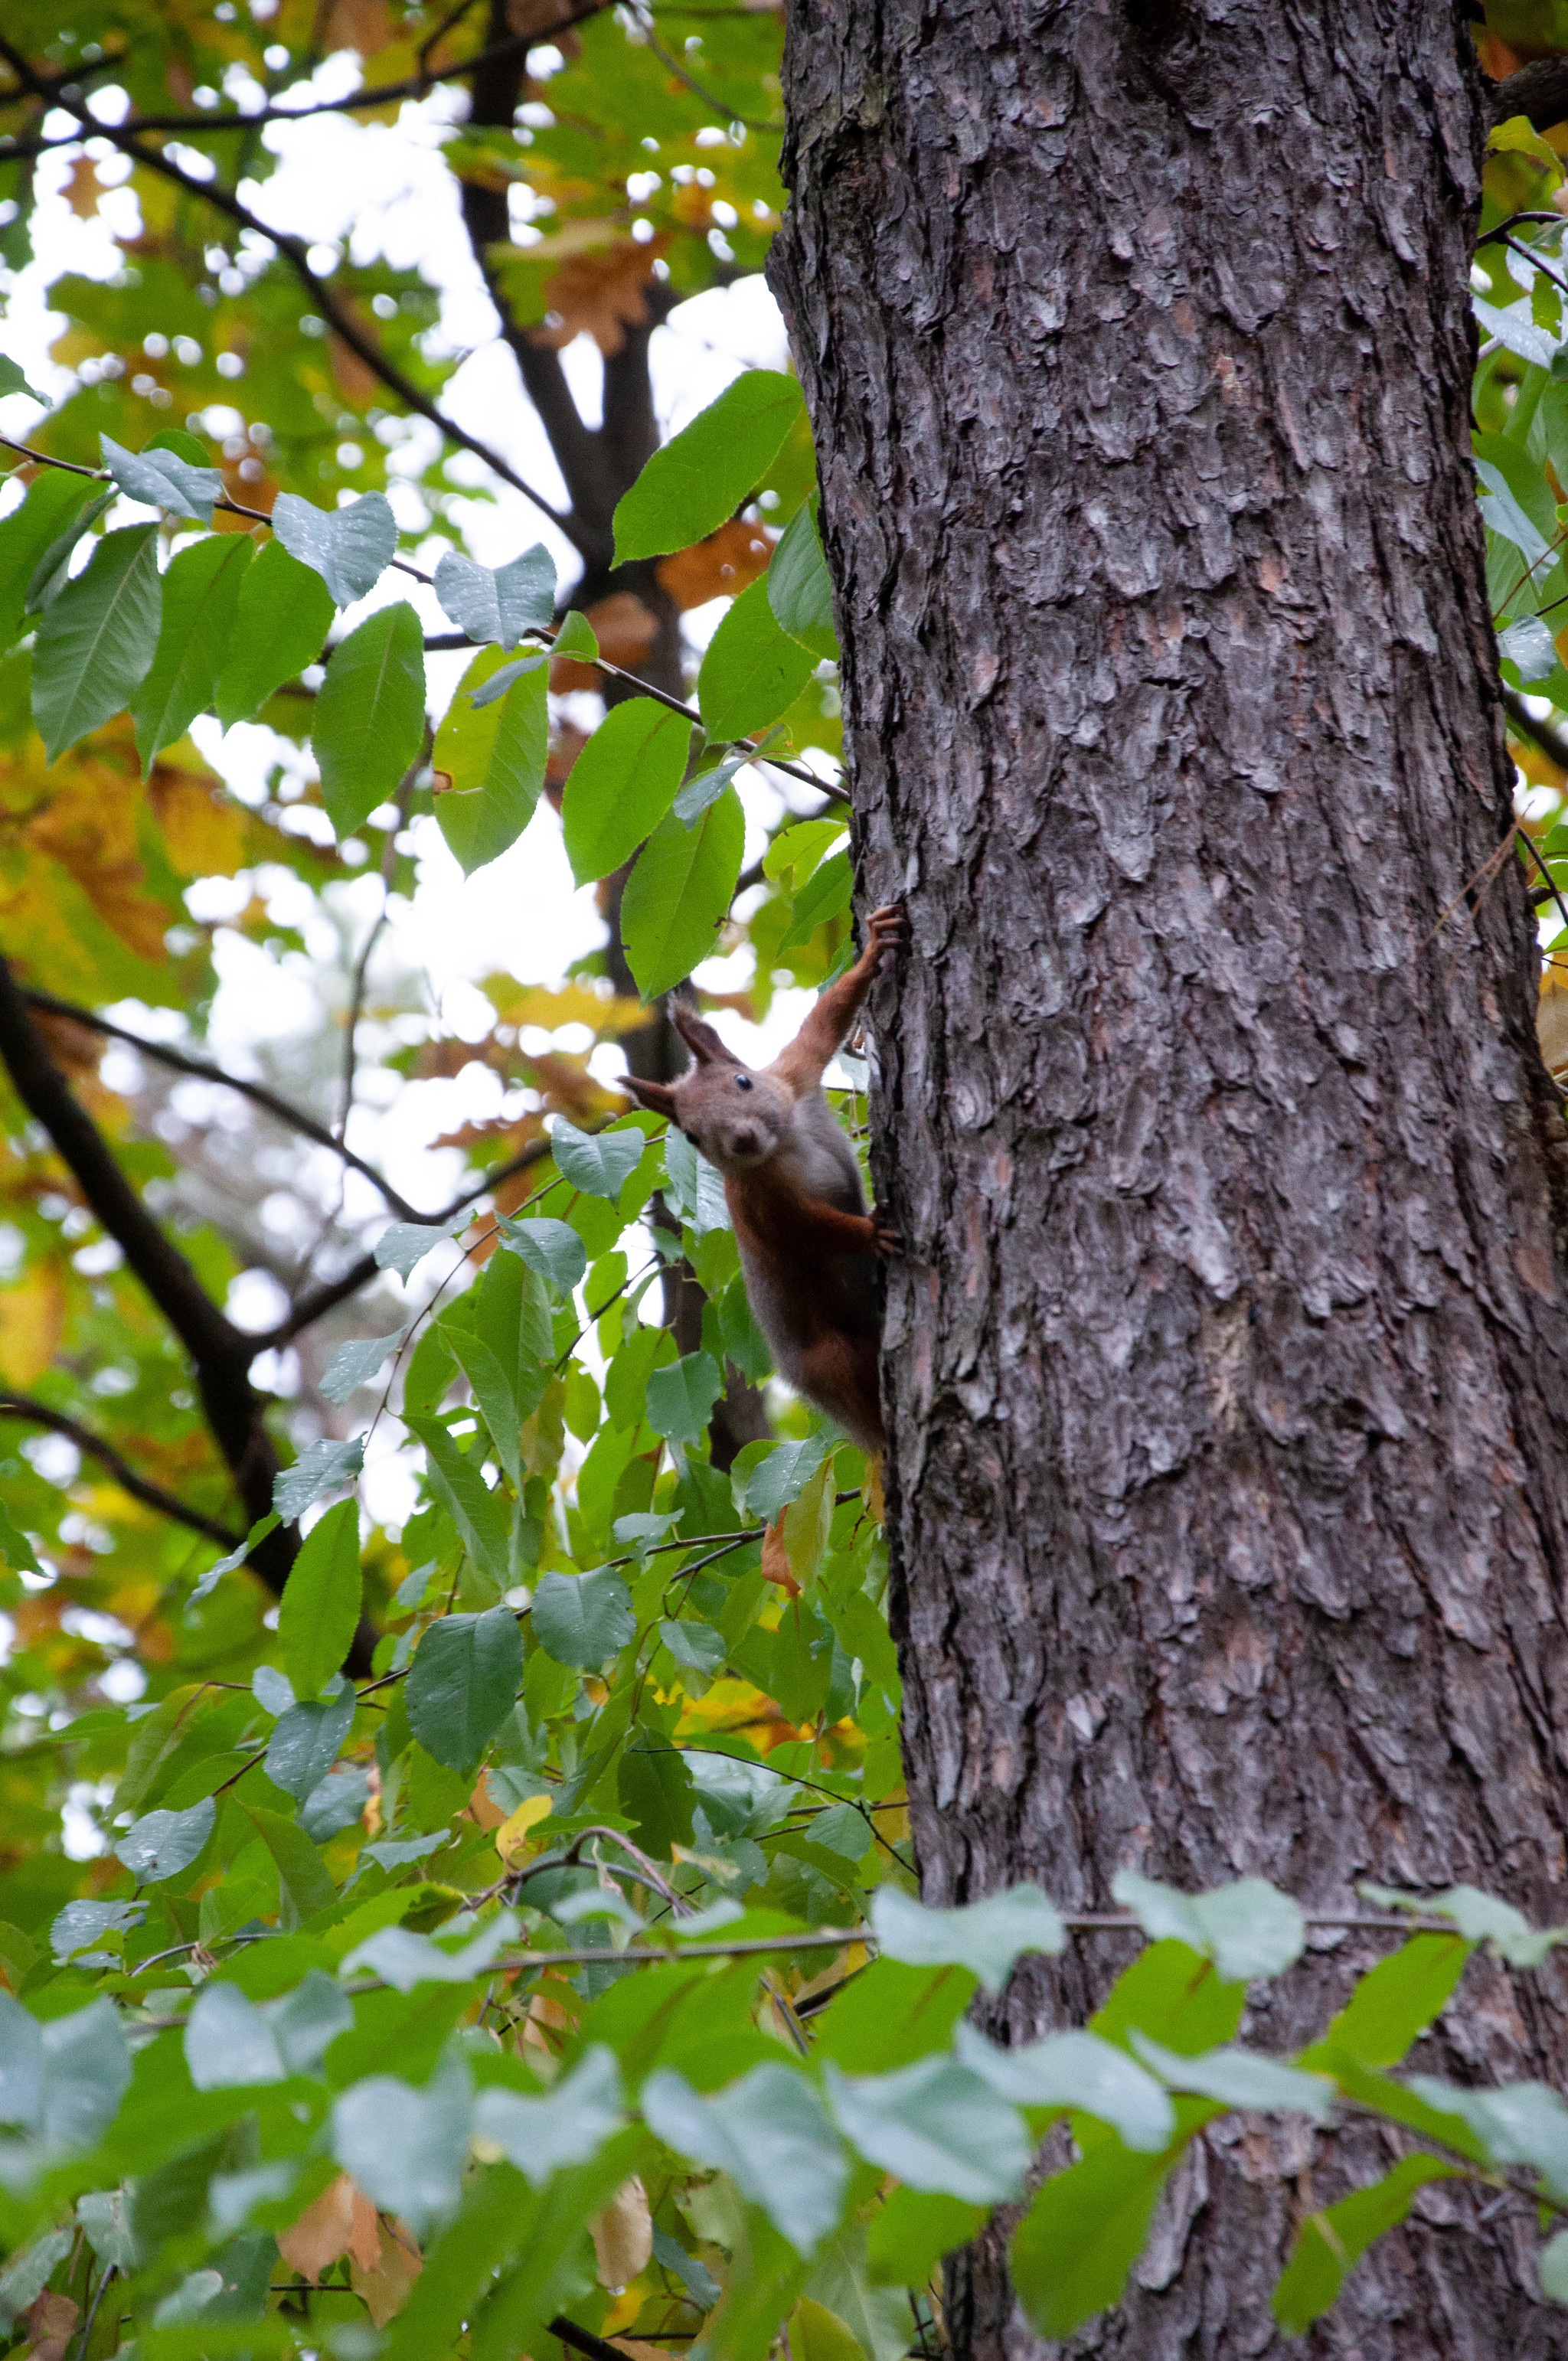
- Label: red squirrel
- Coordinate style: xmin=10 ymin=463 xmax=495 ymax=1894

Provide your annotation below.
xmin=621 ymin=905 xmax=905 ymax=1454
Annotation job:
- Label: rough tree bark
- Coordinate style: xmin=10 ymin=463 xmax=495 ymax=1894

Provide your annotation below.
xmin=772 ymin=4 xmax=1568 ymax=2353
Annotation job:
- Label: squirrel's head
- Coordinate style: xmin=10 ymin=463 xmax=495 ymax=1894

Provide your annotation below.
xmin=620 ymin=1004 xmax=792 ymax=1174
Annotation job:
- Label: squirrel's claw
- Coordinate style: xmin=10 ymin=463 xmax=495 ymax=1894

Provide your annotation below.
xmin=872 ymin=1220 xmax=903 ymax=1259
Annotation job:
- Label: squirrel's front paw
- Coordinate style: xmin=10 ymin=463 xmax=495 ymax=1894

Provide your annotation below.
xmin=872 ymin=1220 xmax=903 ymax=1259
xmin=865 ymin=904 xmax=907 ymax=962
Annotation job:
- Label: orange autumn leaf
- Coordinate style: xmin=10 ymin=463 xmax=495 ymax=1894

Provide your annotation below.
xmin=317 ymin=0 xmax=396 ymax=55
xmin=63 ymin=158 xmax=100 ymax=220
xmin=22 ymin=2290 xmax=80 ymax=2361
xmin=760 ymin=1517 xmax=799 ymax=1598
xmin=531 ymin=237 xmax=670 ymax=359
xmin=350 ymin=2218 xmax=423 ymax=2327
xmin=279 ymin=2173 xmax=382 ymax=2281
xmin=658 ymin=519 xmax=775 ymax=612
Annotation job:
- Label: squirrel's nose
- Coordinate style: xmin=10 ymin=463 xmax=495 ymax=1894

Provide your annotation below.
xmin=730 ymin=1129 xmax=760 ymax=1158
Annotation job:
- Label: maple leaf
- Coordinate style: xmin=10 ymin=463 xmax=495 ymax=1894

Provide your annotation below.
xmin=532 ymin=237 xmax=671 ymax=359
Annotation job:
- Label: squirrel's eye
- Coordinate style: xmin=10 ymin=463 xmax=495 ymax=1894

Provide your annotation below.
xmin=735 ymin=1073 xmax=753 ymax=1092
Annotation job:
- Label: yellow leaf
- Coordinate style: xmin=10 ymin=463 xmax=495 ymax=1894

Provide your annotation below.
xmin=149 ymin=757 xmax=247 ymax=878
xmin=495 ymin=1791 xmax=552 ymax=1866
xmin=590 ymin=2176 xmax=652 ymax=2291
xmin=350 ymin=2217 xmax=423 ymax=2327
xmin=790 ymin=2297 xmax=867 ymax=2361
xmin=0 ymin=1262 xmax=64 ymax=1389
xmin=1491 ymin=114 xmax=1564 ymax=176
xmin=63 ymin=158 xmax=100 ymax=219
xmin=779 ymin=1462 xmax=835 ymax=1591
xmin=862 ymin=1458 xmax=884 ymax=1527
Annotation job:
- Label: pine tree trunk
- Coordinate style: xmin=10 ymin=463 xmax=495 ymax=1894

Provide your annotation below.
xmin=770 ymin=3 xmax=1568 ymax=2351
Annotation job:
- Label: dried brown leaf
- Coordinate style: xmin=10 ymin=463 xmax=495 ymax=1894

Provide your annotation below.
xmin=590 ymin=2176 xmax=653 ymax=2291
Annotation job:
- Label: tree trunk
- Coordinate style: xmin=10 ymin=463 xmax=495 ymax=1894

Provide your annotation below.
xmin=771 ymin=3 xmax=1568 ymax=2352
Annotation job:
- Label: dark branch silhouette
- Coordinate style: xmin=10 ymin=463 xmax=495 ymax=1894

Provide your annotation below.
xmin=0 ymin=1396 xmax=241 ymax=1550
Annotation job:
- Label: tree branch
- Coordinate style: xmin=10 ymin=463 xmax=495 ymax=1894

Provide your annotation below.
xmin=0 ymin=1396 xmax=241 ymax=1550
xmin=21 ymin=988 xmax=423 ymax=1223
xmin=0 ymin=35 xmax=583 ymax=554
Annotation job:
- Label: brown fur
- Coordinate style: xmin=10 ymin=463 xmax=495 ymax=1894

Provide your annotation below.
xmin=622 ymin=906 xmax=904 ymax=1450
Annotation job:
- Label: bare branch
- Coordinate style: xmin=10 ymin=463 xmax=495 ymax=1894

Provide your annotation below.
xmin=0 ymin=1396 xmax=241 ymax=1550
xmin=20 ymin=988 xmax=423 ymax=1223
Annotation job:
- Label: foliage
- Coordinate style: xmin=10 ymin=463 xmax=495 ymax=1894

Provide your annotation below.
xmin=0 ymin=3 xmax=1565 ymax=2356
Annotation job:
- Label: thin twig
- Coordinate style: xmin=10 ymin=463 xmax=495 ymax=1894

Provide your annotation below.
xmin=0 ymin=1395 xmax=241 ymax=1548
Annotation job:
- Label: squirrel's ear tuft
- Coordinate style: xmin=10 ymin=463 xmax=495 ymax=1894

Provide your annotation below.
xmin=620 ymin=1075 xmax=678 ymax=1119
xmin=670 ymin=1001 xmax=743 ymax=1068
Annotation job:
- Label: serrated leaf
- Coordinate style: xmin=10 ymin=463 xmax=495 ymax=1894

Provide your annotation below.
xmin=870 ymin=1883 xmax=1065 ymax=1994
xmin=645 ymin=1349 xmax=724 ymax=1442
xmin=613 ymin=371 xmax=804 ymax=563
xmin=407 ymin=1605 xmax=524 ymax=1775
xmin=560 ymin=695 xmax=692 ymax=886
xmin=273 ymin=1434 xmax=365 ymax=1520
xmin=825 ymin=2056 xmax=1029 ymax=2203
xmin=271 ymin=489 xmax=397 ymax=605
xmin=0 ymin=472 xmax=96 ymax=650
xmin=742 ymin=1435 xmax=829 ymax=1521
xmin=213 ymin=537 xmax=336 ymax=728
xmin=406 ymin=1416 xmax=511 ymax=1586
xmin=768 ymin=498 xmax=838 ymax=660
xmin=1302 ymin=1935 xmax=1469 ymax=2071
xmin=132 ymin=529 xmax=253 ymax=769
xmin=266 ymin=1683 xmax=354 ymax=1804
xmin=433 ymin=642 xmax=549 ymax=875
xmin=32 ymin=523 xmax=162 ymax=763
xmin=241 ymin=1803 xmax=338 ymax=1929
xmin=498 ymin=1216 xmax=587 ymax=1293
xmin=698 ymin=573 xmax=817 ymax=741
xmin=433 ymin=544 xmax=555 ymax=648
xmin=1406 ymin=2075 xmax=1568 ymax=2195
xmin=321 ymin=1327 xmax=407 ymax=1404
xmin=952 ymin=2023 xmax=1174 ymax=2152
xmin=1111 ymin=1871 xmax=1304 ymax=1980
xmin=277 ymin=1498 xmax=363 ymax=1699
xmin=622 ymin=787 xmax=746 ymax=998
xmin=101 ymin=432 xmax=220 ymax=524
xmin=1273 ymin=2154 xmax=1457 ymax=2333
xmin=473 ymin=2046 xmax=624 ymax=2184
xmin=113 ymin=1795 xmax=215 ymax=1882
xmin=551 ymin=1118 xmax=645 ymax=1199
xmin=315 ymin=599 xmax=426 ymax=836
xmin=374 ymin=1207 xmax=471 ymax=1278
xmin=531 ymin=1566 xmax=635 ymax=1667
xmin=644 ymin=2064 xmax=848 ymax=2254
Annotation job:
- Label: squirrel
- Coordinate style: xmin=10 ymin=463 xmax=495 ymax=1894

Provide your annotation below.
xmin=621 ymin=904 xmax=906 ymax=1455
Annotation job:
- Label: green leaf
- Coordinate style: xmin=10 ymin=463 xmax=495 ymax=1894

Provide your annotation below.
xmin=952 ymin=2024 xmax=1174 ymax=2153
xmin=273 ymin=1434 xmax=365 ymax=1520
xmin=645 ymin=1349 xmax=724 ymax=1442
xmin=433 ymin=642 xmax=549 ymax=876
xmin=51 ymin=1898 xmax=145 ymax=1964
xmin=183 ymin=1982 xmax=286 ymax=2091
xmin=805 ymin=2232 xmax=913 ymax=2361
xmin=0 ymin=2230 xmax=74 ymax=2332
xmin=374 ymin=1206 xmax=472 ymax=1278
xmin=1128 ymin=2034 xmax=1334 ymax=2122
xmin=0 ymin=354 xmax=44 ymax=405
xmin=314 ymin=599 xmax=426 ymax=836
xmin=320 ymin=1327 xmax=407 ymax=1405
xmin=271 ymin=488 xmax=397 ymax=605
xmin=1110 ymin=1871 xmax=1304 ymax=1980
xmin=869 ymin=1883 xmax=1065 ymax=1994
xmin=433 ymin=544 xmax=555 ymax=648
xmin=644 ymin=2064 xmax=848 ymax=2254
xmin=341 ymin=1913 xmax=517 ymax=1992
xmin=407 ymin=1415 xmax=512 ymax=1585
xmin=448 ymin=1327 xmax=524 ymax=1491
xmin=865 ymin=2188 xmax=982 ymax=2290
xmin=812 ymin=1961 xmax=978 ymax=2077
xmin=100 ymin=432 xmax=221 ymax=524
xmin=560 ymin=694 xmax=692 ymax=885
xmin=768 ymin=499 xmax=839 ymax=660
xmin=39 ymin=1998 xmax=131 ymax=2155
xmin=332 ymin=2050 xmax=472 ymax=2235
xmin=1302 ymin=1934 xmax=1470 ymax=2070
xmin=213 ymin=538 xmax=335 ymax=728
xmin=32 ymin=523 xmax=162 ymax=763
xmin=663 ymin=1128 xmax=730 ymax=1233
xmin=498 ymin=1216 xmax=587 ymax=1293
xmin=660 ymin=1619 xmax=726 ymax=1676
xmin=1540 ymin=2229 xmax=1568 ymax=2304
xmin=132 ymin=530 xmax=253 ymax=768
xmin=0 ymin=472 xmax=96 ymax=650
xmin=473 ymin=2045 xmax=624 ymax=2183
xmin=241 ymin=1802 xmax=338 ymax=1928
xmin=276 ymin=1497 xmax=363 ymax=1700
xmin=622 ymin=786 xmax=746 ymax=998
xmin=1361 ymin=1881 xmax=1566 ymax=1967
xmin=779 ymin=849 xmax=853 ymax=951
xmin=407 ymin=1605 xmax=524 ymax=1776
xmin=742 ymin=1435 xmax=829 ymax=1521
xmin=266 ymin=1685 xmax=354 ymax=1804
xmin=1406 ymin=2075 xmax=1568 ymax=2195
xmin=1090 ymin=1939 xmax=1246 ymax=2058
xmin=1272 ymin=2154 xmax=1457 ymax=2333
xmin=24 ymin=489 xmax=113 ymax=615
xmin=697 ymin=574 xmax=818 ymax=741
xmin=613 ymin=371 xmax=805 ymax=563
xmin=1008 ymin=2108 xmax=1202 ymax=2340
xmin=113 ymin=1796 xmax=216 ymax=1882
xmin=551 ymin=1118 xmax=646 ymax=1199
xmin=825 ymin=2056 xmax=1029 ymax=2203
xmin=0 ymin=1501 xmax=41 ymax=1576
xmin=531 ymin=1566 xmax=635 ymax=1667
